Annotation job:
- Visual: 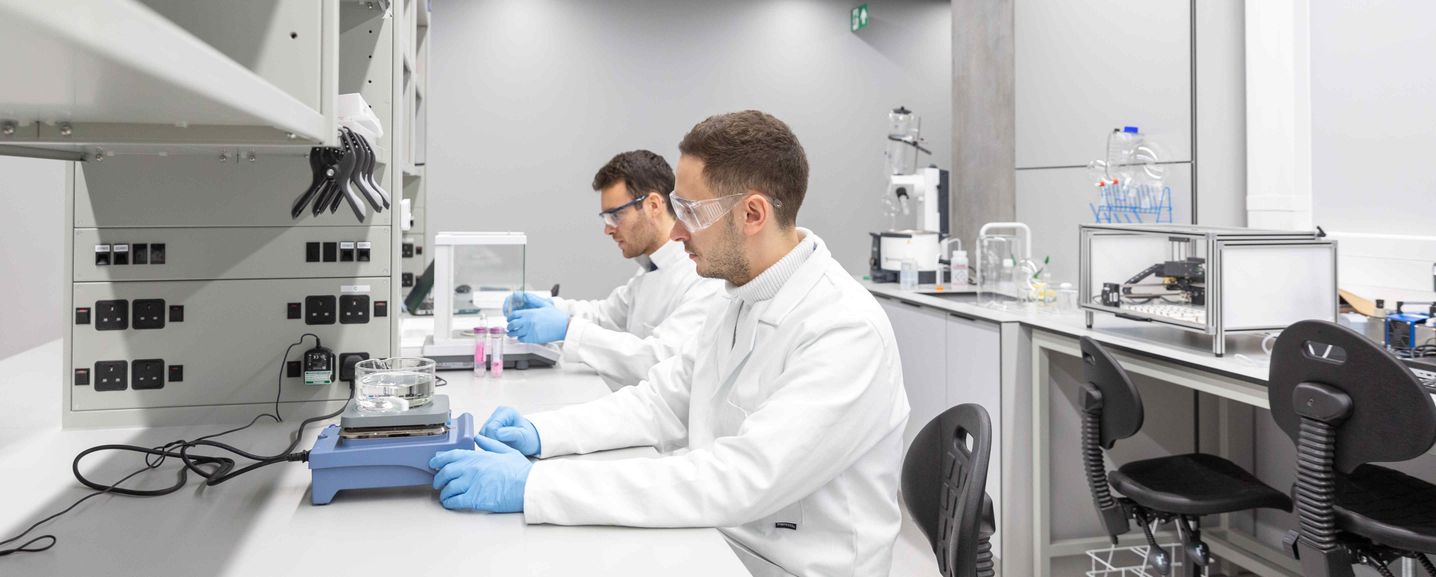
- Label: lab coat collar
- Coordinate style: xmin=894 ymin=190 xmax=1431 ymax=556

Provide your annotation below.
xmin=726 ymin=230 xmax=817 ymax=303
xmin=647 ymin=239 xmax=688 ymax=272
xmin=755 ymin=229 xmax=829 ymax=327
xmin=713 ymin=228 xmax=828 ymax=388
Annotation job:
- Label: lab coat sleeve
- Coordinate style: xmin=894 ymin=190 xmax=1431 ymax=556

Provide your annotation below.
xmin=522 ymin=319 xmax=906 ymax=528
xmin=553 ymin=273 xmax=637 ymax=332
xmin=560 ymin=280 xmax=720 ymax=385
xmin=524 ymin=337 xmax=697 ymax=459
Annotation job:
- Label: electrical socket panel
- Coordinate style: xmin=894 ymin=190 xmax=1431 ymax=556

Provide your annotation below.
xmin=132 ymin=299 xmax=166 ymax=330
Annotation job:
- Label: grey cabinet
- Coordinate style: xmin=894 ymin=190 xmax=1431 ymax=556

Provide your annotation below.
xmin=880 ymin=298 xmax=951 ymax=450
xmin=880 ymin=296 xmax=1013 ymax=564
xmin=945 ymin=313 xmax=1004 ymax=556
xmin=1015 ymin=0 xmax=1192 ymax=168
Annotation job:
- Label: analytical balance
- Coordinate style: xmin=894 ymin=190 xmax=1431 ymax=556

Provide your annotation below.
xmin=419 ymin=232 xmax=559 ymax=370
xmin=308 ymin=357 xmax=475 ymax=505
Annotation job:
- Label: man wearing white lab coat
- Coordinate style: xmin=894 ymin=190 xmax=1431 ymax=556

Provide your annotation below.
xmin=506 ymin=150 xmax=721 ymax=388
xmin=431 ymin=111 xmax=910 ymax=577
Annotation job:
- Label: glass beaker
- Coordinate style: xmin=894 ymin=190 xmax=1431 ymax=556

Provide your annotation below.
xmin=899 ymin=258 xmax=919 ymax=291
xmin=977 ymin=234 xmax=1024 ymax=308
xmin=1057 ymin=282 xmax=1079 ymax=313
xmin=355 ymin=357 xmax=436 ymax=414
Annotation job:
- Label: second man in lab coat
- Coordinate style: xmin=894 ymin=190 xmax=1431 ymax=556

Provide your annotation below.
xmin=505 ymin=150 xmax=722 ymax=388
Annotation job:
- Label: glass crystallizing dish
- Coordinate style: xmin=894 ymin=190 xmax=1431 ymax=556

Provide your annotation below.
xmin=355 ymin=357 xmax=437 ymax=414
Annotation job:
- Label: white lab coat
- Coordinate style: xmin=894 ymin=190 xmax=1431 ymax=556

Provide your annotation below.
xmin=524 ymin=231 xmax=910 ymax=577
xmin=554 ymin=239 xmax=722 ymax=388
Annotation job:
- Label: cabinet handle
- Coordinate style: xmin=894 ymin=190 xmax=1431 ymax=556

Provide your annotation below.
xmin=900 ymin=300 xmax=924 ymax=309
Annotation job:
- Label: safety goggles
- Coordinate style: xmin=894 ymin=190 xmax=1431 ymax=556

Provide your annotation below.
xmin=598 ymin=194 xmax=647 ymax=227
xmin=670 ymin=192 xmax=783 ymax=232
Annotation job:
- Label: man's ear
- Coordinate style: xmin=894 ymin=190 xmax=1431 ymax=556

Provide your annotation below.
xmin=742 ymin=191 xmax=768 ymax=234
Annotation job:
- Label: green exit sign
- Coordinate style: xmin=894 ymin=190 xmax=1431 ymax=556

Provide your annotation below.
xmin=851 ymin=4 xmax=869 ymax=32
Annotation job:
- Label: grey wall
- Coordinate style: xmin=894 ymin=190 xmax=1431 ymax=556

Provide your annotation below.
xmin=428 ymin=0 xmax=952 ymax=299
xmin=1011 ymin=0 xmax=1246 ymax=285
xmin=1310 ymin=0 xmax=1436 ymax=237
xmin=0 ymin=156 xmax=66 ymax=360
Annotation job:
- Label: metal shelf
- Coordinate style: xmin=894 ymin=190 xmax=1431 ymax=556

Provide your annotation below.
xmin=0 ymin=0 xmax=336 ymax=159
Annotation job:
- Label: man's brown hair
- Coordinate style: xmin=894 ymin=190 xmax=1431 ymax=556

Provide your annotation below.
xmin=678 ymin=110 xmax=808 ymax=228
xmin=591 ymin=150 xmax=676 ymax=217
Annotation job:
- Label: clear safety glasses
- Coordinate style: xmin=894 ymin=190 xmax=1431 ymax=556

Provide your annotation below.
xmin=670 ymin=192 xmax=783 ymax=232
xmin=598 ymin=195 xmax=647 ymax=227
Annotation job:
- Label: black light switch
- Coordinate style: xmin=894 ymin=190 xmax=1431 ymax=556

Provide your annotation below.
xmin=287 ymin=360 xmax=302 ymax=378
xmin=74 ymin=368 xmax=90 ymax=386
xmin=169 ymin=305 xmax=184 ymax=323
xmin=287 ymin=302 xmax=302 ymax=319
xmin=168 ymin=364 xmax=184 ymax=383
xmin=374 ymin=300 xmax=388 ymax=317
xmin=75 ymin=307 xmax=91 ymax=325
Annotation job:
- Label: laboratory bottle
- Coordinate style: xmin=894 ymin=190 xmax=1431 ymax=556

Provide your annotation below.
xmin=952 ymin=250 xmax=969 ymax=286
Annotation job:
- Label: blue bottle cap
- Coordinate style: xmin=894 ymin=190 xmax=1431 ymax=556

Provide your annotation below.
xmin=1123 ymin=126 xmax=1140 ymax=134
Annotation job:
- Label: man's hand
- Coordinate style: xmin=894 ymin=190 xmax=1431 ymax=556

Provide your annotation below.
xmin=503 ymin=291 xmax=554 ymax=316
xmin=480 ymin=406 xmax=541 ymax=456
xmin=506 ymin=306 xmax=570 ymax=344
xmin=430 ymin=435 xmax=533 ymax=512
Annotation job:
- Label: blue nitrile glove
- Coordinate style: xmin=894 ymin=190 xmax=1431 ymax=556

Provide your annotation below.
xmin=480 ymin=406 xmax=542 ymax=456
xmin=503 ymin=291 xmax=554 ymax=316
xmin=506 ymin=306 xmax=570 ymax=344
xmin=429 ymin=435 xmax=533 ymax=513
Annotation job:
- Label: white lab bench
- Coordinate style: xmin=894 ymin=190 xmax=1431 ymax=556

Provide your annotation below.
xmin=865 ymin=280 xmax=1436 ymax=577
xmin=0 ymin=340 xmax=748 ymax=577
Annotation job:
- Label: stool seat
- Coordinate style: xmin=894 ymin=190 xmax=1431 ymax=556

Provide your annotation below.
xmin=1335 ymin=464 xmax=1436 ymax=554
xmin=1109 ymin=453 xmax=1292 ymax=517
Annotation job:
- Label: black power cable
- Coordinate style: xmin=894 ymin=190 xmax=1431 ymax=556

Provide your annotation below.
xmin=0 ymin=334 xmax=351 ymax=557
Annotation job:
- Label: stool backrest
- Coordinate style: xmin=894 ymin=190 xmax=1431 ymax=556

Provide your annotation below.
xmin=1268 ymin=320 xmax=1436 ymax=472
xmin=1079 ymin=337 xmax=1145 ymax=540
xmin=1080 ymin=337 xmax=1145 ymax=448
xmin=902 ymin=403 xmax=995 ymax=577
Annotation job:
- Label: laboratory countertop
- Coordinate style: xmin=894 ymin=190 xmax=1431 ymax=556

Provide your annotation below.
xmin=0 ymin=340 xmax=749 ymax=577
xmin=863 ymin=280 xmax=1277 ymax=383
